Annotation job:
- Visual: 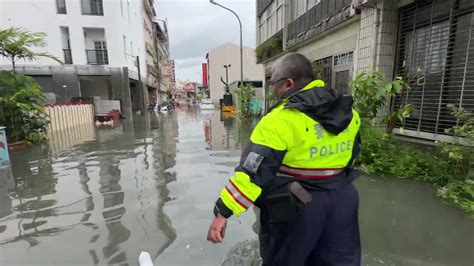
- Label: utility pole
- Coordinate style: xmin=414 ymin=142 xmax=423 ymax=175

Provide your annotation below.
xmin=136 ymin=55 xmax=146 ymax=112
xmin=210 ymin=0 xmax=243 ymax=88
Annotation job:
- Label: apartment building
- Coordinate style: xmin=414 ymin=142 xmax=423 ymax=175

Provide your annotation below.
xmin=256 ymin=0 xmax=474 ymax=141
xmin=0 ymin=0 xmax=169 ymax=113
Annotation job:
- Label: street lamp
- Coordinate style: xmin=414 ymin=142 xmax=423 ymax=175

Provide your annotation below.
xmin=223 ymin=64 xmax=231 ymax=88
xmin=209 ymin=0 xmax=243 ymax=88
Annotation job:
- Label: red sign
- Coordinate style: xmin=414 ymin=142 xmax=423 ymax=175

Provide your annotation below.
xmin=160 ymin=63 xmax=172 ymax=76
xmin=170 ymin=60 xmax=176 ymax=87
xmin=183 ymin=82 xmax=196 ymax=92
xmin=202 ymin=63 xmax=208 ymax=87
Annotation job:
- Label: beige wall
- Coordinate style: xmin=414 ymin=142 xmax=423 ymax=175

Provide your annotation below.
xmin=294 ymin=19 xmax=360 ymax=68
xmin=208 ymin=43 xmax=265 ymax=103
xmin=143 ymin=2 xmax=157 ymax=90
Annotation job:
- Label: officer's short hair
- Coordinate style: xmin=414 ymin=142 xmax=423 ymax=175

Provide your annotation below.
xmin=272 ymin=53 xmax=315 ymax=84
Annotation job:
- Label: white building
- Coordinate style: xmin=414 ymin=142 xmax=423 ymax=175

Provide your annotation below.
xmin=205 ymin=43 xmax=265 ymax=104
xmin=0 ymin=0 xmax=159 ymax=113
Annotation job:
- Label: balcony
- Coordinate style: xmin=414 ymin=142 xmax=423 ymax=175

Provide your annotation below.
xmin=63 ymin=49 xmax=73 ymax=64
xmin=81 ymin=0 xmax=104 ymax=16
xmin=86 ymin=50 xmax=108 ymax=65
xmin=256 ymin=30 xmax=283 ymax=63
xmin=286 ymin=0 xmax=353 ymax=48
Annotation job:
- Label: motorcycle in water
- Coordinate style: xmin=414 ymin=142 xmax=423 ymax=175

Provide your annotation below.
xmin=148 ymin=101 xmax=160 ymax=112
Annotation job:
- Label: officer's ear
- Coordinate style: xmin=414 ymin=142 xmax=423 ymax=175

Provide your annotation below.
xmin=286 ymin=78 xmax=296 ymax=90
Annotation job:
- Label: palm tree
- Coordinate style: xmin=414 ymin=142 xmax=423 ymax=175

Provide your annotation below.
xmin=0 ymin=27 xmax=61 ymax=73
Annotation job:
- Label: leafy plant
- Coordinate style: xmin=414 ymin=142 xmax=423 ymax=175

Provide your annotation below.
xmin=351 ymin=71 xmax=411 ymax=128
xmin=256 ymin=37 xmax=282 ymax=61
xmin=437 ymin=180 xmax=474 ymax=214
xmin=438 ymin=104 xmax=474 ymax=178
xmin=353 ymin=71 xmax=473 ymax=214
xmin=239 ymin=84 xmax=256 ymax=118
xmin=0 ymin=27 xmax=61 ymax=73
xmin=0 ymin=71 xmax=48 ymax=143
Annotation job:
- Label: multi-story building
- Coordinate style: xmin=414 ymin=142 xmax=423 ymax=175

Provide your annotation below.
xmin=256 ymin=0 xmax=474 ymax=141
xmin=0 ymin=0 xmax=168 ymax=114
xmin=205 ymin=42 xmax=265 ymax=104
xmin=153 ymin=19 xmax=172 ymax=103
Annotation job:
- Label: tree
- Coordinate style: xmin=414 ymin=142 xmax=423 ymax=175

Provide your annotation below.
xmin=0 ymin=27 xmax=61 ymax=73
xmin=0 ymin=71 xmax=48 ymax=143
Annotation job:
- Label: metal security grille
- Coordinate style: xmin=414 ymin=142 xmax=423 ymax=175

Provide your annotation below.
xmin=395 ymin=0 xmax=474 ymax=138
xmin=313 ymin=56 xmax=332 ymax=87
xmin=335 ymin=70 xmax=350 ymax=94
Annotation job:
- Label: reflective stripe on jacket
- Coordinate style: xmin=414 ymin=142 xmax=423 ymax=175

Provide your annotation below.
xmin=215 ymin=80 xmax=361 ymax=217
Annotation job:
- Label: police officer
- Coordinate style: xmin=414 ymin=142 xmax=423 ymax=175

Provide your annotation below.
xmin=207 ymin=53 xmax=361 ymax=266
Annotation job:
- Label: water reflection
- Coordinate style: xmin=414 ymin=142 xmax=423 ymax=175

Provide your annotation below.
xmin=1 ymin=109 xmax=473 ymax=265
xmin=47 ymin=122 xmax=96 ymax=155
xmin=202 ymin=111 xmax=257 ymax=152
xmin=0 ymin=114 xmax=178 ymax=265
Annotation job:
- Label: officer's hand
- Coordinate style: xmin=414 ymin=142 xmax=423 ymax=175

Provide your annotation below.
xmin=207 ymin=215 xmax=227 ymax=244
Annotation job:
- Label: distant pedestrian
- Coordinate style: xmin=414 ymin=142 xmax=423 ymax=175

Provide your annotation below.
xmin=207 ymin=53 xmax=362 ymax=266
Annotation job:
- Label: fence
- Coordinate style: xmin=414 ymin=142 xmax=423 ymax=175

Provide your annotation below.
xmin=44 ymin=103 xmax=96 ymax=154
xmin=45 ymin=103 xmax=94 ymax=132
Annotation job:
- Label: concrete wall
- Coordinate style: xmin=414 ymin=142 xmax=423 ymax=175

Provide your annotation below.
xmin=0 ymin=0 xmax=147 ymax=78
xmin=295 ymin=18 xmax=360 ymax=64
xmin=0 ymin=65 xmax=133 ymax=116
xmin=79 ymin=76 xmax=112 ymax=100
xmin=208 ymin=43 xmax=265 ymax=103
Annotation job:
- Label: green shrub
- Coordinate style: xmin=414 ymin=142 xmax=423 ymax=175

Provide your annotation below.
xmin=239 ymin=84 xmax=256 ymax=118
xmin=352 ymin=71 xmax=473 ymax=214
xmin=437 ymin=180 xmax=474 ymax=214
xmin=0 ymin=71 xmax=48 ymax=143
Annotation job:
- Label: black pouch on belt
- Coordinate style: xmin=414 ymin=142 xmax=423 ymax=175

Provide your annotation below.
xmin=264 ymin=182 xmax=312 ymax=223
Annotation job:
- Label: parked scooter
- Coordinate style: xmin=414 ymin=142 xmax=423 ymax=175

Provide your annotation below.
xmin=148 ymin=101 xmax=160 ymax=112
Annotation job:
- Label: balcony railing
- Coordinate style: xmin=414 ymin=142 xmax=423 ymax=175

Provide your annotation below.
xmin=286 ymin=0 xmax=352 ymax=48
xmin=86 ymin=49 xmax=108 ymax=65
xmin=63 ymin=49 xmax=73 ymax=64
xmin=81 ymin=0 xmax=104 ymax=16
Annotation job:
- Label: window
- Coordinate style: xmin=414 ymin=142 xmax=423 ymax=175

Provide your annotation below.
xmin=94 ymin=41 xmax=106 ymax=50
xmin=296 ymin=0 xmax=306 ymax=19
xmin=56 ymin=0 xmax=67 ymax=14
xmin=277 ymin=5 xmax=284 ymax=31
xmin=313 ymin=57 xmax=332 ymax=87
xmin=60 ymin=27 xmax=72 ymax=64
xmin=130 ymin=41 xmax=134 ymax=55
xmin=123 ymin=35 xmax=127 ymax=58
xmin=94 ymin=41 xmax=107 ymax=64
xmin=307 ymin=0 xmax=320 ymax=10
xmin=81 ymin=0 xmax=103 ymax=15
xmin=395 ymin=1 xmax=474 ymax=137
xmin=335 ymin=70 xmax=350 ymax=94
xmin=120 ymin=0 xmax=124 ymax=17
xmin=334 ymin=52 xmax=353 ymax=66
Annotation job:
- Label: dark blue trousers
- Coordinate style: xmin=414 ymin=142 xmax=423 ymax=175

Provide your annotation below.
xmin=259 ymin=183 xmax=361 ymax=266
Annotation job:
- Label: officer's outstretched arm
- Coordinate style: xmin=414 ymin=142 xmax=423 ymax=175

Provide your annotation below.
xmin=213 ymin=114 xmax=292 ymax=218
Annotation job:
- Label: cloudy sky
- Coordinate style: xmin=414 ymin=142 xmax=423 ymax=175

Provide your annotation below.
xmin=155 ymin=0 xmax=256 ymax=82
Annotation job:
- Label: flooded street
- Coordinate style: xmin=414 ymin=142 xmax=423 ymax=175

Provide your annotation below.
xmin=1 ymin=107 xmax=473 ymax=265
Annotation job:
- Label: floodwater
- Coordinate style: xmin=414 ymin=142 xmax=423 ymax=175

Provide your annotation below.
xmin=0 ymin=107 xmax=473 ymax=266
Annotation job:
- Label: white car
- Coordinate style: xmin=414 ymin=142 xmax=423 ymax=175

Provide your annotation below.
xmin=199 ymin=99 xmax=215 ymax=110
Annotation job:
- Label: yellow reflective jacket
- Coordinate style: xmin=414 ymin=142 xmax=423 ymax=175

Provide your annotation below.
xmin=214 ymin=80 xmax=361 ymax=218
